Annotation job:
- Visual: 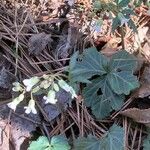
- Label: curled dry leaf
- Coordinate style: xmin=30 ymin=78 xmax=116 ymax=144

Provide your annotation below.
xmin=101 ymin=37 xmax=121 ymax=57
xmin=0 ymin=104 xmax=40 ymax=150
xmin=0 ymin=67 xmax=16 ymax=89
xmin=143 ymin=42 xmax=150 ymax=59
xmin=138 ymin=65 xmax=150 ymax=98
xmin=10 ymin=114 xmax=37 ymax=150
xmin=134 ymin=26 xmax=149 ymax=50
xmin=138 ymin=84 xmax=150 ymax=98
xmin=0 ymin=120 xmax=10 ymax=150
xmin=28 ymin=32 xmax=52 ymax=55
xmin=120 ymin=108 xmax=150 ymax=127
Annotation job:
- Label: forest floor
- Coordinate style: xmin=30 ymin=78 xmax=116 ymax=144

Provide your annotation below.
xmin=0 ymin=0 xmax=150 ymax=150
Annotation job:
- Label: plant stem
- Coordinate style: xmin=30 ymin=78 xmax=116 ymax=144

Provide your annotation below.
xmin=120 ymin=26 xmax=125 ymax=49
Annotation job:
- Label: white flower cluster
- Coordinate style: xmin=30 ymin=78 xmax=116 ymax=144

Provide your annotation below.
xmin=43 ymin=79 xmax=77 ymax=105
xmin=7 ymin=93 xmax=24 ymax=111
xmin=23 ymin=76 xmax=40 ymax=92
xmin=7 ymin=76 xmax=77 ymax=115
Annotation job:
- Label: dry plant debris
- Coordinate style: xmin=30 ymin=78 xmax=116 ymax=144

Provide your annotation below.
xmin=0 ymin=0 xmax=150 ymax=150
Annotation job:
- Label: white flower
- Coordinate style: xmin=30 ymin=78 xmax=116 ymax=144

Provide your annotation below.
xmin=12 ymin=82 xmax=20 ymax=86
xmin=53 ymin=83 xmax=59 ymax=92
xmin=32 ymin=86 xmax=40 ymax=93
xmin=43 ymin=90 xmax=57 ymax=104
xmin=40 ymin=80 xmax=51 ymax=89
xmin=12 ymin=82 xmax=23 ymax=92
xmin=42 ymin=74 xmax=49 ymax=80
xmin=23 ymin=76 xmax=40 ymax=91
xmin=7 ymin=93 xmax=24 ymax=111
xmin=58 ymin=80 xmax=71 ymax=92
xmin=58 ymin=79 xmax=77 ymax=99
xmin=69 ymin=86 xmax=77 ymax=99
xmin=24 ymin=99 xmax=37 ymax=114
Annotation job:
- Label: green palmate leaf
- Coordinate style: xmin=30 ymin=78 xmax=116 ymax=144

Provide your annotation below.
xmin=112 ymin=16 xmax=120 ymax=33
xmin=84 ymin=77 xmax=124 ymax=119
xmin=93 ymin=1 xmax=102 ymax=10
xmin=73 ymin=124 xmax=124 ymax=150
xmin=143 ymin=135 xmax=150 ymax=150
xmin=28 ymin=135 xmax=70 ymax=150
xmin=50 ymin=135 xmax=71 ymax=150
xmin=28 ymin=136 xmax=50 ymax=150
xmin=69 ymin=47 xmax=107 ymax=83
xmin=101 ymin=79 xmax=124 ymax=110
xmin=117 ymin=0 xmax=130 ymax=8
xmin=121 ymin=8 xmax=136 ymax=17
xmin=73 ymin=135 xmax=101 ymax=150
xmin=69 ymin=48 xmax=139 ymax=119
xmin=92 ymin=94 xmax=112 ymax=119
xmin=103 ymin=124 xmax=124 ymax=150
xmin=108 ymin=71 xmax=139 ymax=95
xmin=109 ymin=50 xmax=137 ymax=71
xmin=83 ymin=77 xmax=105 ymax=107
xmin=127 ymin=19 xmax=137 ymax=33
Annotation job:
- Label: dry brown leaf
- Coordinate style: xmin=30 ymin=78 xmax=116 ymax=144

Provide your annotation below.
xmin=0 ymin=120 xmax=10 ymax=150
xmin=28 ymin=32 xmax=52 ymax=56
xmin=0 ymin=104 xmax=39 ymax=150
xmin=142 ymin=42 xmax=150 ymax=59
xmin=121 ymin=108 xmax=150 ymax=126
xmin=138 ymin=84 xmax=150 ymax=98
xmin=0 ymin=67 xmax=16 ymax=89
xmin=138 ymin=65 xmax=150 ymax=98
xmin=101 ymin=38 xmax=121 ymax=57
xmin=10 ymin=114 xmax=37 ymax=150
xmin=134 ymin=26 xmax=149 ymax=49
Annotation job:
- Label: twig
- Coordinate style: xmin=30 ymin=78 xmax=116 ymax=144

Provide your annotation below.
xmin=120 ymin=26 xmax=125 ymax=49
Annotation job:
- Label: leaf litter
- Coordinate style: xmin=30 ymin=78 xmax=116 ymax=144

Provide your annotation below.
xmin=0 ymin=0 xmax=150 ymax=150
xmin=28 ymin=33 xmax=52 ymax=56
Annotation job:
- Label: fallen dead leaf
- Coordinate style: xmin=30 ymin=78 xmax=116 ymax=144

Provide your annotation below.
xmin=142 ymin=42 xmax=150 ymax=59
xmin=138 ymin=65 xmax=150 ymax=98
xmin=28 ymin=32 xmax=52 ymax=55
xmin=10 ymin=114 xmax=37 ymax=150
xmin=120 ymin=108 xmax=150 ymax=127
xmin=0 ymin=120 xmax=10 ymax=150
xmin=0 ymin=67 xmax=16 ymax=89
xmin=138 ymin=84 xmax=150 ymax=98
xmin=101 ymin=37 xmax=121 ymax=57
xmin=134 ymin=26 xmax=149 ymax=50
xmin=0 ymin=104 xmax=39 ymax=150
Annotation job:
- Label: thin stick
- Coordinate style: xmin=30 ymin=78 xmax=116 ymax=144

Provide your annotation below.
xmin=120 ymin=26 xmax=125 ymax=49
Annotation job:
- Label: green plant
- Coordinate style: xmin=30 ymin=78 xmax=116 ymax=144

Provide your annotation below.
xmin=28 ymin=135 xmax=71 ymax=150
xmin=73 ymin=124 xmax=124 ymax=150
xmin=28 ymin=124 xmax=124 ymax=150
xmin=143 ymin=132 xmax=150 ymax=150
xmin=69 ymin=47 xmax=139 ymax=119
xmin=92 ymin=0 xmax=137 ymax=40
xmin=7 ymin=74 xmax=77 ymax=114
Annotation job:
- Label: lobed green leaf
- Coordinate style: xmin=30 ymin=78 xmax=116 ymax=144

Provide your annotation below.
xmin=143 ymin=134 xmax=150 ymax=150
xmin=73 ymin=124 xmax=124 ymax=150
xmin=69 ymin=48 xmax=139 ymax=119
xmin=28 ymin=135 xmax=70 ymax=150
xmin=69 ymin=47 xmax=108 ymax=83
